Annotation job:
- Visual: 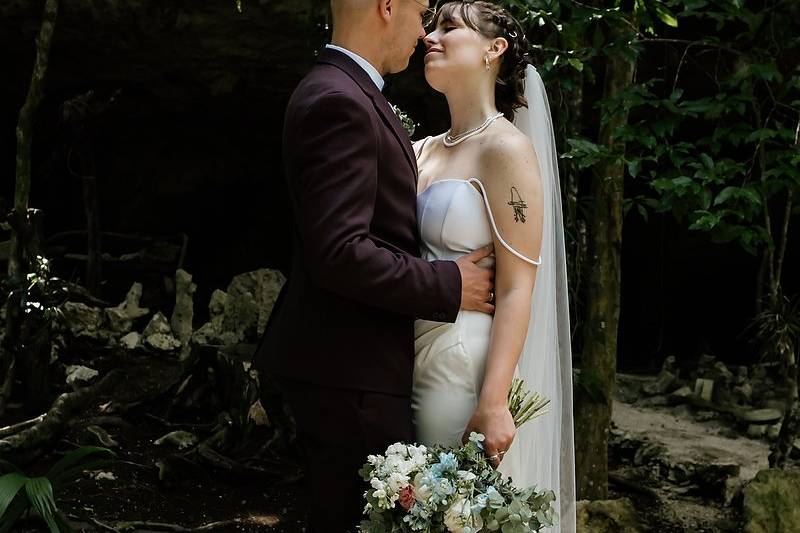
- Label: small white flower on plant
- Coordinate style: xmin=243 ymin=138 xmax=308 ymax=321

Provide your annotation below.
xmin=468 ymin=432 xmax=485 ymax=444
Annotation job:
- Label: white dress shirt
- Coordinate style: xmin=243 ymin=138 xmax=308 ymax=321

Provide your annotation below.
xmin=325 ymin=44 xmax=385 ymax=91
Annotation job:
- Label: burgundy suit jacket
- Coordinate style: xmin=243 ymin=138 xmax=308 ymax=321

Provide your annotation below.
xmin=255 ymin=48 xmax=462 ymax=396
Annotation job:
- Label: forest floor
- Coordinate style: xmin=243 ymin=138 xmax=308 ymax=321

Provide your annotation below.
xmin=610 ymin=392 xmax=772 ymax=532
xmin=9 ymin=380 xmax=780 ymax=532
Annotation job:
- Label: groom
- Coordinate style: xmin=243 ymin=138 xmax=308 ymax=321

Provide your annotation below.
xmin=253 ymin=0 xmax=495 ymax=530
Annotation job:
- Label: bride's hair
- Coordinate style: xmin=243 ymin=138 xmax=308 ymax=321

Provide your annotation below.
xmin=433 ymin=1 xmax=531 ymax=120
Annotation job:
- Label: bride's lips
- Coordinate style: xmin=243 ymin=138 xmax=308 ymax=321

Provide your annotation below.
xmin=425 ymin=48 xmax=443 ymax=59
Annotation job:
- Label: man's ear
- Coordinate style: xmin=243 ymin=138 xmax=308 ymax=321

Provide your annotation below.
xmin=379 ymin=0 xmax=394 ymax=23
xmin=488 ymin=37 xmax=509 ymax=62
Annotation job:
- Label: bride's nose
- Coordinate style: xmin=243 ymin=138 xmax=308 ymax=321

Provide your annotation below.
xmin=423 ymin=32 xmax=438 ymax=49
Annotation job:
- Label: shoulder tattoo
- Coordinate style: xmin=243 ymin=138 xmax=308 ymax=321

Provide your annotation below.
xmin=508 ymin=186 xmax=528 ymax=223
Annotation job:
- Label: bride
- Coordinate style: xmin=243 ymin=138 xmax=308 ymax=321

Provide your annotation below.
xmin=411 ymin=2 xmax=576 ymax=531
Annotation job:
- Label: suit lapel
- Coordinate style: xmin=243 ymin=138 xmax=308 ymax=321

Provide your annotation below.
xmin=317 ymin=49 xmax=418 ymax=178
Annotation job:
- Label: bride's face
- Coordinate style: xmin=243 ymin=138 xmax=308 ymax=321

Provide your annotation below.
xmin=423 ymin=10 xmax=493 ymax=92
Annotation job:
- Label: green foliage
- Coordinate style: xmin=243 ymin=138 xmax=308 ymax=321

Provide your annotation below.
xmin=0 ymin=446 xmax=115 ymax=532
xmin=495 ymin=0 xmax=798 ymax=302
xmin=0 ymin=255 xmax=68 ymax=328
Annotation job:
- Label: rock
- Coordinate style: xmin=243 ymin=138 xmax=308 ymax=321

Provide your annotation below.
xmin=693 ymin=410 xmax=718 ymax=422
xmin=104 ymin=282 xmax=150 ymax=333
xmin=143 ymin=312 xmax=173 ymax=337
xmin=63 ymin=302 xmax=106 ymax=339
xmin=735 ymin=366 xmax=749 ymax=385
xmin=615 ymin=373 xmax=646 ymax=404
xmin=220 ymin=269 xmax=286 ymax=344
xmin=634 ymin=441 xmax=667 ymax=466
xmin=741 ymin=408 xmax=783 ymax=424
xmin=747 ymin=424 xmax=768 ymax=438
xmin=146 ymin=332 xmax=181 ymax=352
xmin=209 ymin=289 xmax=227 ymax=317
xmin=154 ymin=430 xmax=198 ymax=450
xmin=119 ymin=331 xmax=142 ymax=350
xmin=668 ymin=386 xmax=693 ymax=405
xmin=743 ymin=469 xmax=800 ymax=533
xmin=672 ymin=404 xmax=694 ymax=419
xmin=248 ymin=400 xmax=269 ymax=426
xmin=733 ymin=382 xmax=754 ymax=405
xmin=171 ymin=269 xmax=196 ymax=347
xmin=767 ymin=422 xmax=781 ymax=441
xmin=694 ymin=378 xmax=715 ymax=402
xmin=65 ymin=365 xmax=99 ymax=386
xmin=698 ymin=354 xmax=717 ymax=376
xmin=636 ymin=395 xmax=671 ymax=408
xmin=576 ymin=498 xmax=644 ymax=533
xmin=91 ymin=471 xmax=117 ymax=481
xmin=192 ymin=320 xmax=222 ymax=345
xmin=712 ymin=361 xmax=734 ymax=384
xmin=642 ymin=370 xmax=677 ymax=396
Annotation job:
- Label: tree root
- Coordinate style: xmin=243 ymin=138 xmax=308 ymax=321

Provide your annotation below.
xmin=70 ymin=515 xmax=251 ymax=532
xmin=0 ymin=370 xmax=121 ymax=457
xmin=0 ymin=413 xmax=45 ymax=438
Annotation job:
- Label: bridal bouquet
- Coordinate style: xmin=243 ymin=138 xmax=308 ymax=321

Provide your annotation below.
xmin=358 ymin=379 xmax=556 ymax=533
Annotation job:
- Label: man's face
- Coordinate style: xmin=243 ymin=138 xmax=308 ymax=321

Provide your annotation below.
xmin=384 ymin=0 xmax=432 ymax=74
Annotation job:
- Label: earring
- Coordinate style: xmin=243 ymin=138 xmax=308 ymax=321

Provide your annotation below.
xmin=484 ymin=56 xmax=491 ymax=70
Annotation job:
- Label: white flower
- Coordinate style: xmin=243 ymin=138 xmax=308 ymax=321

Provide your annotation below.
xmin=373 ymin=488 xmax=387 ymax=500
xmin=444 ymin=497 xmax=483 ymax=533
xmin=387 ymin=472 xmax=410 ymax=493
xmin=457 ymin=470 xmax=477 ymax=482
xmin=371 ymin=478 xmax=386 ymax=491
xmin=412 ymin=472 xmax=433 ymax=503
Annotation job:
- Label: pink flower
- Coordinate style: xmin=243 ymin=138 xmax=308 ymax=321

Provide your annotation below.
xmin=398 ymin=484 xmax=415 ymax=510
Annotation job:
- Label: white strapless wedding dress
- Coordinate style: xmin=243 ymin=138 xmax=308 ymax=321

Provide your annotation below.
xmin=412 ymin=177 xmax=567 ymax=532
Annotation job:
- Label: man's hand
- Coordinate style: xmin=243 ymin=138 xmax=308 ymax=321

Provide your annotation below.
xmin=461 ymin=404 xmax=516 ymax=469
xmin=455 ymin=245 xmax=495 ymax=314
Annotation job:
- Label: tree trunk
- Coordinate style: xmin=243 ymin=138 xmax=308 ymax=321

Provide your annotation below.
xmin=574 ymin=50 xmax=636 ymax=501
xmin=0 ymin=0 xmax=60 ymax=416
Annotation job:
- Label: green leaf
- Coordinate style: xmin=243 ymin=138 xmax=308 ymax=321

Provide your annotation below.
xmin=0 ymin=473 xmax=27 ymax=521
xmin=25 ymin=477 xmax=59 ymax=533
xmin=47 ymin=446 xmax=116 ymax=481
xmin=0 ymin=496 xmax=28 ymax=533
xmin=653 ymin=1 xmax=679 ymax=27
xmin=568 ymin=58 xmax=584 ymax=71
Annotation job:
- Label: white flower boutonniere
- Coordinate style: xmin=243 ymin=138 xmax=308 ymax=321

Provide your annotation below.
xmin=390 ymin=103 xmax=417 ymax=138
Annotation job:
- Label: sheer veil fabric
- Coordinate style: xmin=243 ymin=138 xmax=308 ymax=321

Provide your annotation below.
xmin=497 ymin=64 xmax=576 ymax=532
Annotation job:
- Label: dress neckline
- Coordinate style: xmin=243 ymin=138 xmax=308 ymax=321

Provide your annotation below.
xmin=417 ymin=178 xmax=481 ymax=197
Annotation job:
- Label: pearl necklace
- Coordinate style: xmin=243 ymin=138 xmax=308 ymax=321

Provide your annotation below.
xmin=443 ymin=112 xmax=504 ymax=147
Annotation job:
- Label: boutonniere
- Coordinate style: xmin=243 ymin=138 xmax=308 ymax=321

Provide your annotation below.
xmin=389 ymin=103 xmax=417 ymax=138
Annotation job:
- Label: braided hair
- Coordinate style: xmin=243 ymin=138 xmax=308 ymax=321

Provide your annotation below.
xmin=432 ymin=1 xmax=531 ymax=120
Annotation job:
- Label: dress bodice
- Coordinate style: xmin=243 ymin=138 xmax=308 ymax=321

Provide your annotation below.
xmin=416 ymin=177 xmax=541 ymax=266
xmin=417 ymin=179 xmax=493 ymax=263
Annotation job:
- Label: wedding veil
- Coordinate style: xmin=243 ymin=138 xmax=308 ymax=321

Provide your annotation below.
xmin=498 ymin=64 xmax=576 ymax=532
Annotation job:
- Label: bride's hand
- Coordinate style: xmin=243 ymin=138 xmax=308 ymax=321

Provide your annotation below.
xmin=461 ymin=404 xmax=516 ymax=468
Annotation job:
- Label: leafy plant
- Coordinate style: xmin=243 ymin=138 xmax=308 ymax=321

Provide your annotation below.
xmin=0 ymin=255 xmax=69 ymax=325
xmin=0 ymin=446 xmax=116 ymax=532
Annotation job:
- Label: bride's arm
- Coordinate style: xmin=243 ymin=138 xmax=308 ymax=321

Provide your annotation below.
xmin=462 ymin=133 xmax=544 ymax=464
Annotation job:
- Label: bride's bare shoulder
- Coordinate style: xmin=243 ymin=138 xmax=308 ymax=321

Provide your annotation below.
xmin=477 ymin=122 xmax=539 ymax=187
xmin=413 ymin=132 xmax=446 ymax=158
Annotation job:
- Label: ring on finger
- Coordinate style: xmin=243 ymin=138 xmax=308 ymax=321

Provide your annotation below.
xmin=489 ymin=291 xmax=495 ymax=304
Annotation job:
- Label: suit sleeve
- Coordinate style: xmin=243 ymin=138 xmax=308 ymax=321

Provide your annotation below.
xmin=287 ymin=91 xmax=461 ymax=321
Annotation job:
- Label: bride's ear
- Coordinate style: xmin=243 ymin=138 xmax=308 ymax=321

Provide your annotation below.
xmin=487 ymin=37 xmax=509 ymax=62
